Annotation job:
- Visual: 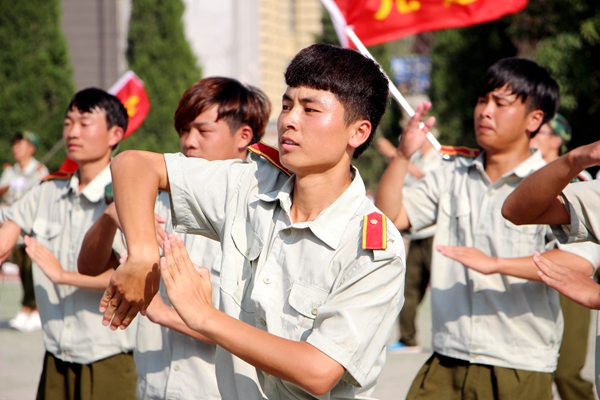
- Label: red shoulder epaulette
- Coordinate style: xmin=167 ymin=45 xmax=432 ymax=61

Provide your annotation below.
xmin=3 ymin=162 xmax=11 ymax=169
xmin=440 ymin=145 xmax=481 ymax=158
xmin=577 ymin=172 xmax=591 ymax=182
xmin=41 ymin=170 xmax=74 ymax=182
xmin=248 ymin=142 xmax=292 ymax=177
xmin=362 ymin=212 xmax=387 ymax=250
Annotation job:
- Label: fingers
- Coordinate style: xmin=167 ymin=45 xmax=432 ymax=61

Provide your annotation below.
xmin=532 ymin=251 xmax=564 ymax=281
xmin=100 ymin=283 xmax=117 ymax=313
xmin=154 ymin=213 xmax=167 ymax=224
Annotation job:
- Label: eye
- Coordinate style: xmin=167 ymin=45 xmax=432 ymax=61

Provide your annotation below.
xmin=282 ymin=104 xmax=291 ymax=111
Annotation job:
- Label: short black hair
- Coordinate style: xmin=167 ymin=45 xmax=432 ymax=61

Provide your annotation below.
xmin=284 ymin=44 xmax=389 ymax=159
xmin=476 ymin=58 xmax=559 ymax=136
xmin=66 ymin=88 xmax=129 ymax=132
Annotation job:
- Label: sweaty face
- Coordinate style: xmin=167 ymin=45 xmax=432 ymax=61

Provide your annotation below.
xmin=473 ymin=85 xmax=535 ymax=153
xmin=178 ymin=105 xmax=243 ymax=161
xmin=277 ymin=86 xmax=357 ymax=176
xmin=63 ymin=108 xmax=119 ymax=164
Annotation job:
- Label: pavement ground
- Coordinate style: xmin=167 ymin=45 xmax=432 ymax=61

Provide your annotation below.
xmin=0 ymin=273 xmax=596 ymax=399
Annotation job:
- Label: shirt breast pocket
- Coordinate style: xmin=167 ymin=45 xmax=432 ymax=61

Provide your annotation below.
xmin=32 ymin=219 xmax=63 ymax=246
xmin=440 ymin=193 xmax=471 ymax=246
xmin=286 ymin=281 xmax=328 ymax=339
xmin=504 ymin=219 xmax=543 ymax=257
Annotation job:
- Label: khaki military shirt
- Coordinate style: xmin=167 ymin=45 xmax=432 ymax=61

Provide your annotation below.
xmin=0 ymin=157 xmax=48 ymax=205
xmin=403 ymin=149 xmax=595 ymax=373
xmin=165 ymin=152 xmax=405 ymax=400
xmin=4 ymin=165 xmax=136 ymax=364
xmin=135 ymin=191 xmax=221 ymax=400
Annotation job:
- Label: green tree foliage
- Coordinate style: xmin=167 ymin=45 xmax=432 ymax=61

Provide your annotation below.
xmin=429 ymin=1 xmax=600 ymax=154
xmin=0 ymin=0 xmax=75 ymax=171
xmin=316 ymin=10 xmax=402 ymax=191
xmin=120 ymin=0 xmax=201 ymax=153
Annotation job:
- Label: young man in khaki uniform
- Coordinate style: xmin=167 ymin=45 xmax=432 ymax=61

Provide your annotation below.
xmin=503 ymin=132 xmax=600 ymax=400
xmin=0 ymin=88 xmax=137 ymax=399
xmin=529 ymin=114 xmax=598 ymax=400
xmin=98 ymin=44 xmax=406 ymax=399
xmin=1 ymin=131 xmax=49 ymax=331
xmin=375 ymin=58 xmax=596 ymax=399
xmin=79 ymin=77 xmax=271 ymax=400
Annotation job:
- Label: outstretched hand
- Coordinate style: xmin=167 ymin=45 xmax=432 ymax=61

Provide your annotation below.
xmin=398 ymin=102 xmax=436 ymax=159
xmin=99 ymin=251 xmax=160 ymax=330
xmin=533 ymin=251 xmax=600 ymax=309
xmin=24 ymin=235 xmax=64 ymax=284
xmin=160 ymin=234 xmax=215 ymax=332
xmin=436 ymin=245 xmax=497 ymax=275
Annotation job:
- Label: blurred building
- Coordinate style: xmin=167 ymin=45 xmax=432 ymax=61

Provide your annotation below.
xmin=60 ymin=0 xmax=323 ymax=144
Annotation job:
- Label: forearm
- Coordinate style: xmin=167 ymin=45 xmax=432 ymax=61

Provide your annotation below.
xmin=111 ymin=151 xmax=167 ymax=263
xmin=0 ymin=220 xmax=22 ymax=263
xmin=78 ymin=214 xmax=119 ymax=275
xmin=375 ymin=154 xmax=411 ymax=231
xmin=199 ymin=310 xmax=344 ymax=396
xmin=494 ymin=248 xmax=593 ymax=281
xmin=148 ymin=302 xmax=216 ymax=344
xmin=52 ymin=267 xmax=114 ymax=290
xmin=502 ymin=153 xmax=584 ymax=226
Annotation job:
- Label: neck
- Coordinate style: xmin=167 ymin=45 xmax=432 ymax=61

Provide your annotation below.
xmin=17 ymin=156 xmax=32 ymax=170
xmin=76 ymin=156 xmax=111 ymax=191
xmin=484 ymin=146 xmax=531 ymax=183
xmin=290 ymin=163 xmax=352 ymax=223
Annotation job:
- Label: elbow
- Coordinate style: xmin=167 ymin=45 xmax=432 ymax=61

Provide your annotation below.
xmin=501 ymin=201 xmax=523 ymax=226
xmin=302 ymin=363 xmax=344 ymax=396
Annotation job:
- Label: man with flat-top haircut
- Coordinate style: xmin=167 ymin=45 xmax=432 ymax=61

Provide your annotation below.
xmin=99 ymin=43 xmax=405 ymax=399
xmin=0 ymin=88 xmax=137 ymax=399
xmin=375 ymin=58 xmax=596 ymax=399
xmin=79 ymin=76 xmax=271 ymax=400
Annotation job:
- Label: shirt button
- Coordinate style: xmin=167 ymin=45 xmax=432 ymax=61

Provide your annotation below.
xmin=311 ymin=308 xmax=318 ymax=316
xmin=474 ymin=287 xmax=481 ymax=292
xmin=487 ymin=190 xmax=494 ymax=197
xmin=282 ymin=229 xmax=291 ymax=236
xmin=263 ymin=277 xmax=271 ymax=284
xmin=471 ymin=345 xmax=477 ymax=351
xmin=474 ymin=317 xmax=481 ymax=323
xmin=260 ymin=318 xmax=267 ymax=327
xmin=245 ymin=249 xmax=251 ymax=256
xmin=173 ymin=365 xmax=180 ymax=371
xmin=66 ymin=323 xmax=71 ymax=328
xmin=479 ymin=224 xmax=485 ymax=230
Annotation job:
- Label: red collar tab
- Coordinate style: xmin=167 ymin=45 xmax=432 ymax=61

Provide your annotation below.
xmin=362 ymin=212 xmax=387 ymax=250
xmin=440 ymin=145 xmax=481 ymax=158
xmin=41 ymin=170 xmax=74 ymax=182
xmin=248 ymin=142 xmax=292 ymax=177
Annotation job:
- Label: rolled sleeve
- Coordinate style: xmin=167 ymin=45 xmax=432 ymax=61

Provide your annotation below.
xmin=403 ymin=165 xmax=445 ymax=232
xmin=550 ymin=181 xmax=600 ymax=245
xmin=3 ymin=184 xmax=41 ymax=232
xmin=164 ymin=153 xmax=250 ymax=241
xmin=306 ymin=255 xmax=404 ymax=387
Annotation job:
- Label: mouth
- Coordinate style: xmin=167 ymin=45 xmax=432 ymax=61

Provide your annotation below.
xmin=280 ymin=136 xmax=299 ymax=149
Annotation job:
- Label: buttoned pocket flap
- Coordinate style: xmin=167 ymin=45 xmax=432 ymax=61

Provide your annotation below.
xmin=231 ymin=215 xmax=263 ymax=261
xmin=32 ymin=219 xmax=63 ymax=239
xmin=440 ymin=193 xmax=471 ymax=217
xmin=288 ymin=281 xmax=329 ymax=320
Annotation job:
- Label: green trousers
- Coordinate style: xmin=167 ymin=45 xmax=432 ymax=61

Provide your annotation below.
xmin=36 ymin=352 xmax=137 ymax=400
xmin=407 ymin=353 xmax=553 ymax=400
xmin=9 ymin=244 xmax=36 ymax=309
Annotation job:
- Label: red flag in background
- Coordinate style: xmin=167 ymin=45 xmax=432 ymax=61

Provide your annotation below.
xmin=321 ymin=0 xmax=528 ymax=47
xmin=59 ymin=71 xmax=150 ymax=173
xmin=109 ymin=71 xmax=150 ymax=139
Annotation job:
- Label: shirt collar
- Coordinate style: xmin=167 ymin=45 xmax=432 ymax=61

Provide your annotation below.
xmin=256 ymin=166 xmax=367 ymax=250
xmin=471 ymin=148 xmax=546 ymax=180
xmin=68 ymin=164 xmax=112 ymax=203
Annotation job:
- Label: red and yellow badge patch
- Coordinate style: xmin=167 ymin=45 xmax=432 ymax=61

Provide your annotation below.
xmin=362 ymin=212 xmax=387 ymax=250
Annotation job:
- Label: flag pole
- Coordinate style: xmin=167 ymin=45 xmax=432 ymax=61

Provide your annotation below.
xmin=345 ymin=26 xmax=441 ymax=151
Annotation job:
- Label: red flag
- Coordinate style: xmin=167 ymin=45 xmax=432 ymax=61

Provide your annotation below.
xmin=108 ymin=70 xmax=151 ymax=139
xmin=322 ymin=0 xmax=528 ymax=47
xmin=58 ymin=71 xmax=150 ymax=174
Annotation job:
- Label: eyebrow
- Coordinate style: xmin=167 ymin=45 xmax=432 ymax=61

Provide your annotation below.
xmin=282 ymin=93 xmax=321 ymax=104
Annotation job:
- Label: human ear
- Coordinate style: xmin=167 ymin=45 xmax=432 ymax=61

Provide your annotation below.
xmin=526 ymin=110 xmax=545 ymax=134
xmin=236 ymin=125 xmax=254 ymax=151
xmin=108 ymin=126 xmax=125 ymax=148
xmin=348 ymin=120 xmax=372 ymax=150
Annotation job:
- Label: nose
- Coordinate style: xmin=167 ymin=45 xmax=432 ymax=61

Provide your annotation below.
xmin=182 ymin=129 xmax=199 ymax=149
xmin=477 ymin=99 xmax=494 ymax=119
xmin=278 ymin=106 xmax=300 ymax=132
